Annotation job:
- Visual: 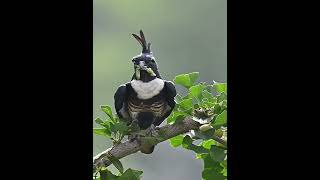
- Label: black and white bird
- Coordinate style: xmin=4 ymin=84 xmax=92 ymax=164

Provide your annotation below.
xmin=114 ymin=30 xmax=176 ymax=154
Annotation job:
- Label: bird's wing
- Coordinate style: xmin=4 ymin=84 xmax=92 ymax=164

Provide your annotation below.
xmin=114 ymin=83 xmax=131 ymax=123
xmin=153 ymin=81 xmax=177 ymax=126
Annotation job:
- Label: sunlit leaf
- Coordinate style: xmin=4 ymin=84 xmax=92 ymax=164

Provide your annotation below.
xmin=174 ymin=74 xmax=191 ymax=88
xmin=188 ymin=72 xmax=200 ymax=85
xmin=167 ymin=111 xmax=187 ymax=124
xmin=178 ymin=98 xmax=193 ymax=110
xmin=189 ymin=83 xmax=205 ymax=100
xmin=173 ymin=72 xmax=199 ymax=88
xmin=101 ymin=105 xmax=114 ymax=120
xmin=170 ymin=135 xmax=184 ymax=147
xmin=201 ymin=139 xmax=216 ymax=149
xmin=202 ymin=90 xmax=216 ymax=103
xmin=213 ymin=83 xmax=227 ymax=94
xmin=212 ymin=110 xmax=227 ymax=128
xmin=93 ymin=128 xmax=111 ymax=137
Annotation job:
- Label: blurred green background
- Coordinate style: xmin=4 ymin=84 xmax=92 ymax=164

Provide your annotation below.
xmin=93 ymin=0 xmax=226 ymax=179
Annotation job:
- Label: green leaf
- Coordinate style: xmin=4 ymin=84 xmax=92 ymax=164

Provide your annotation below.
xmin=178 ymin=98 xmax=193 ymax=110
xmin=217 ymin=92 xmax=227 ymax=103
xmin=95 ymin=118 xmax=104 ymax=126
xmin=182 ymin=135 xmax=193 ymax=149
xmin=93 ymin=128 xmax=111 ymax=137
xmin=173 ymin=72 xmax=199 ymax=88
xmin=174 ymin=74 xmax=191 ymax=88
xmin=201 ymin=139 xmax=216 ymax=149
xmin=213 ymin=110 xmax=227 ymax=128
xmin=213 ymin=103 xmax=222 ymax=114
xmin=107 ymin=153 xmax=124 ymax=174
xmin=222 ymin=167 xmax=227 ymax=177
xmin=210 ymin=145 xmax=226 ymax=162
xmin=202 ymin=168 xmax=226 ymax=180
xmin=203 ymin=154 xmax=224 ymax=171
xmin=118 ymin=168 xmax=143 ymax=180
xmin=221 ymin=160 xmax=227 ymax=168
xmin=100 ymin=168 xmax=118 ymax=180
xmin=190 ymin=145 xmax=210 ymax=154
xmin=189 ymin=83 xmax=205 ymax=100
xmin=112 ymin=121 xmax=128 ymax=134
xmin=213 ymin=83 xmax=227 ymax=94
xmin=202 ymin=90 xmax=216 ymax=103
xmin=221 ymin=160 xmax=227 ymax=176
xmin=196 ymin=153 xmax=207 ymax=159
xmin=182 ymin=135 xmax=208 ymax=153
xmin=221 ymin=100 xmax=227 ymax=108
xmin=170 ymin=135 xmax=184 ymax=147
xmin=188 ymin=72 xmax=200 ymax=85
xmin=101 ymin=105 xmax=114 ymax=120
xmin=167 ymin=111 xmax=187 ymax=124
xmin=194 ymin=128 xmax=216 ymax=140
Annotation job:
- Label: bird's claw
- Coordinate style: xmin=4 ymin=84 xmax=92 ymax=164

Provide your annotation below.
xmin=146 ymin=124 xmax=159 ymax=137
xmin=128 ymin=132 xmax=145 ymax=142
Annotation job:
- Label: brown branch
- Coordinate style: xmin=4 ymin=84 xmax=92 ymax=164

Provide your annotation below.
xmin=93 ymin=117 xmax=227 ymax=173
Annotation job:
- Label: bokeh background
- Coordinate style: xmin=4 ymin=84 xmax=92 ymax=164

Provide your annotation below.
xmin=93 ymin=0 xmax=227 ymax=179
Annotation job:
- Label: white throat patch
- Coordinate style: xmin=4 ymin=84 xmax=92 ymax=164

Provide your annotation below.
xmin=131 ymin=78 xmax=164 ymax=100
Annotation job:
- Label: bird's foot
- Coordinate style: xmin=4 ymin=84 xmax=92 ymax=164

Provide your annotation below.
xmin=146 ymin=124 xmax=159 ymax=137
xmin=128 ymin=128 xmax=147 ymax=142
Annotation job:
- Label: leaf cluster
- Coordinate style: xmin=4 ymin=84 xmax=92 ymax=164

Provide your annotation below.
xmin=170 ymin=72 xmax=227 ymax=179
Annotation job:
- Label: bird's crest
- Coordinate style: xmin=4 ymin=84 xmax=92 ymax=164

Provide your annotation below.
xmin=132 ymin=30 xmax=151 ymax=54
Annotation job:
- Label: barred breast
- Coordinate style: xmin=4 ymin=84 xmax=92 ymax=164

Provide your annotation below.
xmin=127 ymin=94 xmax=167 ymax=119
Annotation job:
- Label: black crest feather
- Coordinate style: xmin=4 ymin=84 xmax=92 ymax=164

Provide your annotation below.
xmin=132 ymin=30 xmax=151 ymax=53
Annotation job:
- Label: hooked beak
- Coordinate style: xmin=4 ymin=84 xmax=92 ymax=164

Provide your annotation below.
xmin=139 ymin=61 xmax=147 ymax=70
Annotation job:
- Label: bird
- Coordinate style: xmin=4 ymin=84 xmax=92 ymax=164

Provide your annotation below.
xmin=114 ymin=30 xmax=176 ymax=154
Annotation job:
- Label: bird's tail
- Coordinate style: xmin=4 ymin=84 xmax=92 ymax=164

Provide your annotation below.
xmin=140 ymin=145 xmax=155 ymax=154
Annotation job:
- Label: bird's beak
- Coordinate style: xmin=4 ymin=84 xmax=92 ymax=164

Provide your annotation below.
xmin=139 ymin=61 xmax=147 ymax=70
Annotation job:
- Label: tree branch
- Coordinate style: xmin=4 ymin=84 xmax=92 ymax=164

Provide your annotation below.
xmin=93 ymin=117 xmax=226 ymax=173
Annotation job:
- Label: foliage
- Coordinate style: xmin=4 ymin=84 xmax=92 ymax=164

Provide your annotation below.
xmin=93 ymin=105 xmax=129 ymax=144
xmin=93 ymin=168 xmax=143 ymax=180
xmin=170 ymin=72 xmax=227 ymax=180
xmin=93 ymin=72 xmax=227 ymax=180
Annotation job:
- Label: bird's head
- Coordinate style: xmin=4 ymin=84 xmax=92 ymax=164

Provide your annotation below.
xmin=131 ymin=30 xmax=161 ymax=82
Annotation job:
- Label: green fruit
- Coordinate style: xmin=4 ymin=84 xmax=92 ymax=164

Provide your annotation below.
xmin=199 ymin=124 xmax=213 ymax=132
xmin=214 ymin=129 xmax=223 ymax=137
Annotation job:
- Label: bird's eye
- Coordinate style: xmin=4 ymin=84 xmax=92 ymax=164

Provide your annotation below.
xmin=132 ymin=59 xmax=135 ymax=62
xmin=151 ymin=59 xmax=155 ymax=63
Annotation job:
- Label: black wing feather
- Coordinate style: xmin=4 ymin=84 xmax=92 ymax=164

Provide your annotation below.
xmin=114 ymin=84 xmax=127 ymax=118
xmin=164 ymin=81 xmax=177 ymax=107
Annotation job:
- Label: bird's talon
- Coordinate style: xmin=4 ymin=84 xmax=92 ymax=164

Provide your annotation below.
xmin=146 ymin=124 xmax=159 ymax=137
